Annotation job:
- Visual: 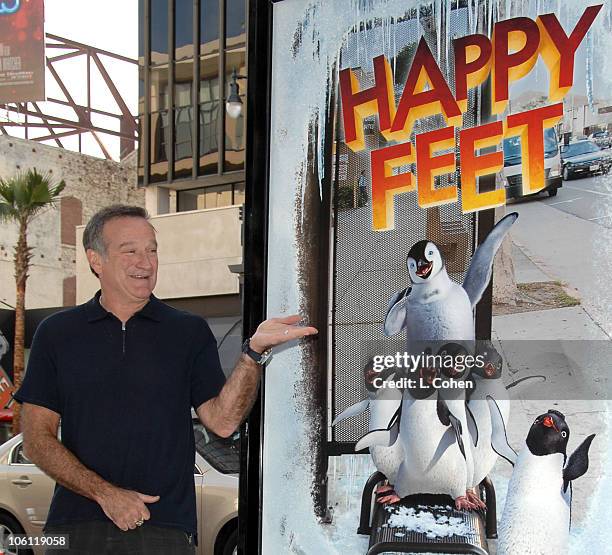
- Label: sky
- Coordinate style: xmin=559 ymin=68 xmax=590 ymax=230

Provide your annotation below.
xmin=1 ymin=0 xmax=139 ymax=159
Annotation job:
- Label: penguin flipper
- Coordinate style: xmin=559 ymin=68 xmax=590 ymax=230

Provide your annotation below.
xmin=383 ymin=287 xmax=411 ymax=336
xmin=563 ymin=434 xmax=595 ymax=493
xmin=437 ymin=396 xmax=466 ymax=460
xmin=462 ymin=212 xmax=518 ymax=308
xmin=506 ymin=375 xmax=546 ymax=399
xmin=466 ymin=403 xmax=479 ymax=447
xmin=486 ymin=395 xmax=517 ymax=466
xmin=355 ymin=406 xmax=401 ymax=451
xmin=332 ymin=399 xmax=370 ymax=427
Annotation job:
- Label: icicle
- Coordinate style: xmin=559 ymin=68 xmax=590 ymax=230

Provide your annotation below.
xmin=506 ymin=0 xmax=511 ymax=19
xmin=472 ymin=0 xmax=478 ymax=35
xmin=488 ymin=0 xmax=493 ymax=38
xmin=445 ymin=0 xmax=451 ymax=72
xmin=586 ymin=30 xmax=595 ymax=115
xmin=436 ymin=0 xmax=442 ymax=59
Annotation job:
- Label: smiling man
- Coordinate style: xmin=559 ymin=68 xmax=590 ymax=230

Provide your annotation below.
xmin=13 ymin=205 xmax=317 ymax=554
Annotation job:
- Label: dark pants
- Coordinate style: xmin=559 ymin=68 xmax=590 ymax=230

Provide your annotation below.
xmin=44 ymin=521 xmax=195 ymax=555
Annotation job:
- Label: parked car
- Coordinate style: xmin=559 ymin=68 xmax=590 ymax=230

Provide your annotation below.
xmin=0 ymin=418 xmax=238 ymax=555
xmin=560 ymin=140 xmax=612 ymax=180
xmin=588 ymin=130 xmax=611 ymax=149
xmin=502 ymin=127 xmax=562 ymax=198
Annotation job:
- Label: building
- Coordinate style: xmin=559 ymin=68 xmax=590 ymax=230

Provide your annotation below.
xmin=82 ymin=0 xmax=249 ymax=371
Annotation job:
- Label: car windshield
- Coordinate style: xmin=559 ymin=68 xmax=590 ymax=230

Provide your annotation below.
xmin=561 ymin=141 xmax=600 ymax=158
xmin=193 ymin=420 xmax=240 ymax=474
xmin=503 ymin=128 xmax=557 ymax=166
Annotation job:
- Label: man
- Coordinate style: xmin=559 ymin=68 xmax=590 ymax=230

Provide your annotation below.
xmin=14 ymin=205 xmax=317 ymax=554
xmin=357 ymin=170 xmax=368 ymax=207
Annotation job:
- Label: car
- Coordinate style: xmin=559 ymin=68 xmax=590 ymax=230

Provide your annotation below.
xmin=0 ymin=418 xmax=238 ymax=555
xmin=560 ymin=140 xmax=612 ymax=180
xmin=588 ymin=130 xmax=611 ymax=149
xmin=503 ymin=127 xmax=562 ymax=198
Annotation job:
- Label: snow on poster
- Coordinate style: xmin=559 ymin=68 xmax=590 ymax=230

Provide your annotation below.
xmin=260 ymin=1 xmax=612 ymax=554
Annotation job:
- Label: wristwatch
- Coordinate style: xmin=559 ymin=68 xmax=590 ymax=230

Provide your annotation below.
xmin=242 ymin=338 xmax=273 ymax=365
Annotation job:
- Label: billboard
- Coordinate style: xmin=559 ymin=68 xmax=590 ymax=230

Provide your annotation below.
xmin=0 ymin=0 xmax=45 ymax=103
xmin=243 ymin=1 xmax=612 ymax=554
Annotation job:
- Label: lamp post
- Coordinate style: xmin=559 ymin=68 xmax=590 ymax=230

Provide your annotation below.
xmin=226 ymin=69 xmax=246 ymax=119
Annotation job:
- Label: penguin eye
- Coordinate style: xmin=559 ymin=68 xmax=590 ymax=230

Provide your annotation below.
xmin=561 ymin=431 xmax=567 ymax=438
xmin=428 ymin=250 xmax=433 ymax=256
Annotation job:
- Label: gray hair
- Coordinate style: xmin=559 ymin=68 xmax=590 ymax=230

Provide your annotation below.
xmin=83 ymin=204 xmax=150 ymax=276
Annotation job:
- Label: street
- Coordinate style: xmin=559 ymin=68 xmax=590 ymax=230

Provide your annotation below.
xmin=506 ymin=171 xmax=612 ymax=337
xmin=513 ymin=172 xmax=612 ymax=229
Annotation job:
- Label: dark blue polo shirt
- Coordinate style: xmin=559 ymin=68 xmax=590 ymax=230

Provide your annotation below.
xmin=13 ymin=292 xmax=226 ymax=539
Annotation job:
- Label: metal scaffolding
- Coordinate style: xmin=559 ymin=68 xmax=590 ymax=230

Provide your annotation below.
xmin=0 ymin=33 xmax=138 ymax=161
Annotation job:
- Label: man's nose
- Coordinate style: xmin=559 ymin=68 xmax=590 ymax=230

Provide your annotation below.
xmin=135 ymin=252 xmax=154 ymax=269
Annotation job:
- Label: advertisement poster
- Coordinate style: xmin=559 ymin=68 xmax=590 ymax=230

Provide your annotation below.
xmin=0 ymin=0 xmax=45 ymax=103
xmin=258 ymin=1 xmax=612 ymax=554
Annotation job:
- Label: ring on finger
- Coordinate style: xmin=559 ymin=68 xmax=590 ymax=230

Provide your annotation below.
xmin=135 ymin=518 xmax=144 ymax=527
xmin=283 ymin=329 xmax=289 ymax=335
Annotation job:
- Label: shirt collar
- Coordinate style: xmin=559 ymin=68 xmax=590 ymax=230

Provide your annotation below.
xmin=86 ymin=290 xmax=162 ymax=323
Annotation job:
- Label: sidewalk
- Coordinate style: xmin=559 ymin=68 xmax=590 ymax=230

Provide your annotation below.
xmin=488 ymin=242 xmax=609 ymax=553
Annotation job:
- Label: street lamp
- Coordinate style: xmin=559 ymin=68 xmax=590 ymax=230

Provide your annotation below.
xmin=226 ymin=69 xmax=246 ymax=119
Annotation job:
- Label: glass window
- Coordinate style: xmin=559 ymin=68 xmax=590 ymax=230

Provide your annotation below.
xmin=138 ymin=115 xmax=146 ymax=186
xmin=199 ymin=101 xmax=219 ymax=175
xmin=225 ymin=0 xmax=246 ymax=47
xmin=174 ymin=59 xmax=193 ymax=107
xmin=151 ymin=0 xmax=169 ymax=65
xmin=175 ymin=0 xmax=194 ymax=60
xmin=224 ymin=47 xmax=246 ymax=88
xmin=225 ymin=94 xmax=245 ymax=172
xmin=11 ymin=443 xmax=33 ymax=465
xmin=150 ymin=110 xmax=171 ymax=183
xmin=199 ymin=55 xmax=219 ymax=100
xmin=174 ymin=106 xmax=194 ymax=179
xmin=200 ymin=0 xmax=220 ymax=55
xmin=150 ymin=65 xmax=169 ymax=112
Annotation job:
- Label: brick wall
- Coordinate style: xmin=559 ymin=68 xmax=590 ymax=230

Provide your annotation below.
xmin=0 ymin=137 xmax=144 ymax=309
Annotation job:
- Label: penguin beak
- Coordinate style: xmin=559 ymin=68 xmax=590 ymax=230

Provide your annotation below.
xmin=543 ymin=415 xmax=559 ymax=432
xmin=416 ymin=259 xmax=433 ymax=278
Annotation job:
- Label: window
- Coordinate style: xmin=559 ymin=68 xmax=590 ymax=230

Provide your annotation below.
xmin=11 ymin=443 xmax=33 ymax=465
xmin=140 ymin=0 xmax=248 ymax=186
xmin=177 ymin=182 xmax=245 ymax=211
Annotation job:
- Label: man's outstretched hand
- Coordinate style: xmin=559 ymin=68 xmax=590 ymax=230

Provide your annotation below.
xmin=249 ymin=315 xmax=318 ymax=354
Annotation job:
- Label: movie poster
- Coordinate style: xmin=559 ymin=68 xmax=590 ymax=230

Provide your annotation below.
xmin=0 ymin=0 xmax=45 ymax=103
xmin=260 ymin=1 xmax=611 ymax=553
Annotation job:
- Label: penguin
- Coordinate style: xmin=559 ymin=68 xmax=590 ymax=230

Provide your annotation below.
xmin=467 ymin=341 xmax=511 ymax=488
xmin=468 ymin=341 xmax=547 ymax=486
xmin=497 ymin=409 xmax=595 ymax=555
xmin=331 ymin=361 xmax=404 ymax=500
xmin=360 ymin=342 xmax=480 ymax=509
xmin=379 ymin=213 xmax=518 ymax=509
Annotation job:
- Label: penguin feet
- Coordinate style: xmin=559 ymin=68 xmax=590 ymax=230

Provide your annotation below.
xmin=454 ymin=495 xmax=479 ymax=511
xmin=376 ymin=488 xmax=401 ymax=504
xmin=465 ymin=488 xmax=486 ymax=510
xmin=375 ymin=484 xmax=394 ymax=494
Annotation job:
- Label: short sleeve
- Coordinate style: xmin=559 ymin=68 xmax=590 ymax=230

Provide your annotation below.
xmin=13 ymin=319 xmax=61 ymax=414
xmin=190 ymin=320 xmax=226 ymax=409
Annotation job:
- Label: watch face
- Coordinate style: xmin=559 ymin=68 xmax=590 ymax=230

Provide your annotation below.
xmin=259 ymin=349 xmax=272 ymax=364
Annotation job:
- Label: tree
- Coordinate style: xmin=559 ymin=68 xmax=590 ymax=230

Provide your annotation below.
xmin=0 ymin=169 xmax=65 ymax=434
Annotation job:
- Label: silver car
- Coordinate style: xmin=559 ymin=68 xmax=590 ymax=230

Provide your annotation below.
xmin=0 ymin=419 xmax=238 ymax=555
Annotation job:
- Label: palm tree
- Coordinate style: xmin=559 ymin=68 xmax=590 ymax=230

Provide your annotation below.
xmin=0 ymin=169 xmax=65 ymax=434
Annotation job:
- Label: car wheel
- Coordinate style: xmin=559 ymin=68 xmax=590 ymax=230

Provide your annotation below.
xmin=563 ymin=166 xmax=571 ymax=181
xmin=547 ymin=188 xmax=558 ymax=197
xmin=0 ymin=513 xmax=33 ymax=555
xmin=221 ymin=528 xmax=238 ymax=555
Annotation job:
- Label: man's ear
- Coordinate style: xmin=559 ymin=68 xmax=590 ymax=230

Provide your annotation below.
xmin=86 ymin=249 xmax=103 ymax=277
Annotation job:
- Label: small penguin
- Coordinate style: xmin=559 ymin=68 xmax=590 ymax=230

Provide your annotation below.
xmin=380 ymin=213 xmax=518 ymax=509
xmin=332 ymin=361 xmax=404 ymax=499
xmin=497 ymin=409 xmax=595 ymax=555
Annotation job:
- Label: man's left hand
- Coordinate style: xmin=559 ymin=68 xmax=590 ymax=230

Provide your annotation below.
xmin=249 ymin=314 xmax=318 ymax=354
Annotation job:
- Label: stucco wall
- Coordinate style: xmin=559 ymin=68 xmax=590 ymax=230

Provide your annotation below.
xmin=0 ymin=137 xmax=144 ymax=309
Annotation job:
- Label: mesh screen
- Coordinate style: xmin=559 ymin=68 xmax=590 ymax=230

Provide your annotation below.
xmin=331 ymin=6 xmax=478 ymax=445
